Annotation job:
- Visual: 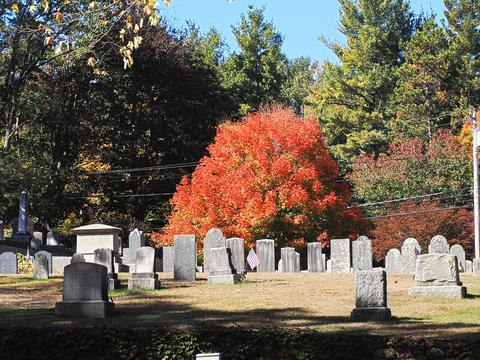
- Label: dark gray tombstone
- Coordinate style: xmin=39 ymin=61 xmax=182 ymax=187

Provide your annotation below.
xmin=71 ymin=253 xmax=85 ymax=264
xmin=161 ymin=246 xmax=174 ymax=272
xmin=0 ymin=252 xmax=17 ymax=274
xmin=226 ymin=237 xmax=245 ymax=274
xmin=94 ymin=248 xmax=120 ymax=290
xmin=307 ymin=242 xmax=323 ymax=272
xmin=330 ymin=238 xmax=351 ymax=273
xmin=208 ymin=247 xmax=240 ymax=284
xmin=352 ymin=236 xmax=373 ymax=272
xmin=55 ymin=262 xmax=115 ymax=318
xmin=12 ymin=191 xmax=31 ymax=242
xmin=128 ymin=246 xmax=160 ymax=290
xmin=203 ymin=228 xmax=226 ymax=273
xmin=33 ymin=254 xmax=49 ymax=279
xmin=256 ymin=239 xmax=275 ymax=272
xmin=174 ymin=235 xmax=197 ymax=281
xmin=350 ymin=268 xmax=391 ymax=321
xmin=35 ymin=250 xmax=52 ymax=274
xmin=128 ymin=228 xmax=145 ymax=265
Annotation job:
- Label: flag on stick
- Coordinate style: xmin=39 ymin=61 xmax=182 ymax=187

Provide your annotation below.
xmin=247 ymin=248 xmax=260 ymax=270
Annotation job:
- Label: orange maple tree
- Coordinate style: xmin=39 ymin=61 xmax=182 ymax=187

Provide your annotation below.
xmin=153 ymin=108 xmax=365 ymax=249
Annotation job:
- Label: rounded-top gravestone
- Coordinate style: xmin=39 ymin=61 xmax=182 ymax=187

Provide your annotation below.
xmin=35 ymin=250 xmax=52 ymax=274
xmin=135 ymin=246 xmax=156 ymax=274
xmin=428 ymin=235 xmax=449 ymax=254
xmin=352 ymin=236 xmax=373 ymax=272
xmin=71 ymin=253 xmax=85 ymax=264
xmin=385 ymin=249 xmax=402 ymax=273
xmin=401 ymin=238 xmax=421 ymax=274
xmin=203 ymin=228 xmax=226 ymax=273
xmin=449 ymin=244 xmax=466 ymax=272
xmin=33 ymin=254 xmax=49 ymax=279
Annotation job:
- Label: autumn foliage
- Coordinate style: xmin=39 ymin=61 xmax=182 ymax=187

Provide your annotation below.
xmin=154 ymin=108 xmax=365 ymax=249
xmin=371 ymin=200 xmax=474 ymax=262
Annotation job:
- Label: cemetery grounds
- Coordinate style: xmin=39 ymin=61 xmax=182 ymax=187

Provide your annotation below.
xmin=0 ymin=271 xmax=480 ymax=359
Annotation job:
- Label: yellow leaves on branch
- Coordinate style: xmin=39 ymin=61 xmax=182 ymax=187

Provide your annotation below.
xmin=119 ymin=47 xmax=133 ymax=69
xmin=87 ymin=57 xmax=97 ymax=67
xmin=11 ymin=4 xmax=19 ymax=13
xmin=55 ymin=12 xmax=62 ymax=24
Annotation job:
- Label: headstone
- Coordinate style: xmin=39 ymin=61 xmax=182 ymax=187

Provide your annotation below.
xmin=0 ymin=252 xmax=17 ymax=274
xmin=46 ymin=231 xmax=59 ymax=246
xmin=94 ymin=248 xmax=120 ymax=290
xmin=128 ymin=246 xmax=160 ymax=290
xmin=352 ymin=236 xmax=373 ymax=272
xmin=203 ymin=228 xmax=226 ymax=273
xmin=161 ymin=246 xmax=174 ymax=272
xmin=280 ymin=247 xmax=297 ymax=273
xmin=449 ymin=244 xmax=466 ymax=272
xmin=466 ymin=260 xmax=473 ymax=273
xmin=196 ymin=353 xmax=222 ymax=360
xmin=277 ymin=258 xmax=284 ymax=272
xmin=350 ymin=268 xmax=391 ymax=321
xmin=71 ymin=253 xmax=85 ymax=264
xmin=33 ymin=231 xmax=43 ymax=243
xmin=72 ymin=224 xmax=122 ymax=262
xmin=35 ymin=250 xmax=52 ymax=274
xmin=208 ymin=247 xmax=240 ymax=284
xmin=226 ymin=237 xmax=245 ymax=274
xmin=12 ymin=191 xmax=31 ymax=242
xmin=174 ymin=235 xmax=197 ymax=281
xmin=128 ymin=228 xmax=145 ymax=265
xmin=294 ymin=252 xmax=300 ymax=272
xmin=307 ymin=242 xmax=323 ymax=272
xmin=55 ymin=262 xmax=115 ymax=318
xmin=408 ymin=254 xmax=466 ymax=298
xmin=401 ymin=238 xmax=421 ymax=274
xmin=428 ymin=235 xmax=449 ymax=254
xmin=326 ymin=259 xmax=331 ymax=273
xmin=385 ymin=249 xmax=402 ymax=273
xmin=52 ymin=257 xmax=71 ymax=274
xmin=33 ymin=254 xmax=49 ymax=279
xmin=474 ymin=258 xmax=480 ymax=277
xmin=330 ymin=238 xmax=351 ymax=273
xmin=256 ymin=239 xmax=275 ymax=272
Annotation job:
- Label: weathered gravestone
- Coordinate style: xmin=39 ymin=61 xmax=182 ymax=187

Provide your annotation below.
xmin=0 ymin=252 xmax=17 ymax=274
xmin=35 ymin=250 xmax=52 ymax=275
xmin=46 ymin=231 xmax=59 ymax=246
xmin=256 ymin=239 xmax=275 ymax=272
xmin=466 ymin=260 xmax=473 ymax=273
xmin=161 ymin=246 xmax=175 ymax=272
xmin=55 ymin=262 xmax=114 ymax=318
xmin=352 ymin=236 xmax=373 ymax=272
xmin=208 ymin=247 xmax=240 ymax=284
xmin=408 ymin=254 xmax=466 ymax=298
xmin=326 ymin=259 xmax=331 ymax=273
xmin=474 ymin=258 xmax=480 ymax=277
xmin=226 ymin=237 xmax=245 ymax=274
xmin=350 ymin=268 xmax=391 ymax=321
xmin=94 ymin=248 xmax=120 ymax=290
xmin=33 ymin=254 xmax=49 ymax=279
xmin=385 ymin=249 xmax=402 ymax=273
xmin=277 ymin=259 xmax=284 ymax=272
xmin=280 ymin=247 xmax=298 ymax=273
xmin=330 ymin=238 xmax=351 ymax=273
xmin=401 ymin=238 xmax=421 ymax=274
xmin=307 ymin=242 xmax=323 ymax=272
xmin=174 ymin=235 xmax=197 ymax=281
xmin=128 ymin=246 xmax=160 ymax=289
xmin=428 ymin=235 xmax=449 ymax=254
xmin=449 ymin=244 xmax=466 ymax=272
xmin=295 ymin=252 xmax=300 ymax=272
xmin=71 ymin=253 xmax=85 ymax=264
xmin=128 ymin=228 xmax=145 ymax=268
xmin=203 ymin=228 xmax=226 ymax=273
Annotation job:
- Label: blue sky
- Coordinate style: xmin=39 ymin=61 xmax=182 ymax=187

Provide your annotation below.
xmin=159 ymin=0 xmax=445 ymax=63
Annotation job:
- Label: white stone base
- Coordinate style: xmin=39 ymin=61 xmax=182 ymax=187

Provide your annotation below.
xmin=55 ymin=300 xmax=114 ymax=318
xmin=408 ymin=286 xmax=467 ymax=298
xmin=208 ymin=274 xmax=240 ymax=284
xmin=350 ymin=307 xmax=391 ymax=322
xmin=128 ymin=274 xmax=160 ymax=290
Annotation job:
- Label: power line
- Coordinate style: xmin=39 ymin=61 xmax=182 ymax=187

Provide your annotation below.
xmin=85 ymin=161 xmax=200 ymax=175
xmin=67 ymin=192 xmax=175 ymax=199
xmin=364 ymin=204 xmax=472 ymax=220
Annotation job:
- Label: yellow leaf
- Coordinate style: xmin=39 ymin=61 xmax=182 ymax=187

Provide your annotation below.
xmin=29 ymin=4 xmax=36 ymax=13
xmin=38 ymin=23 xmax=45 ymax=30
xmin=64 ymin=0 xmax=71 ymax=4
xmin=87 ymin=57 xmax=97 ymax=67
xmin=11 ymin=4 xmax=19 ymax=13
xmin=119 ymin=28 xmax=126 ymax=42
xmin=100 ymin=19 xmax=108 ymax=25
xmin=55 ymin=12 xmax=62 ymax=24
xmin=44 ymin=37 xmax=53 ymax=46
xmin=42 ymin=0 xmax=49 ymax=13
xmin=89 ymin=1 xmax=97 ymax=10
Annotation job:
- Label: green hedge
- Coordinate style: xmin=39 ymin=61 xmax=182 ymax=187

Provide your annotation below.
xmin=0 ymin=327 xmax=479 ymax=359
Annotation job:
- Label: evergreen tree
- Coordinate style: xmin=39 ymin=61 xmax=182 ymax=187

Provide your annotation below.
xmin=308 ymin=0 xmax=416 ymax=167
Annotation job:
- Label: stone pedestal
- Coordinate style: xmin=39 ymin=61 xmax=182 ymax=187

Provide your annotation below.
xmin=408 ymin=286 xmax=466 ymax=298
xmin=55 ymin=301 xmax=115 ymax=318
xmin=128 ymin=273 xmax=160 ymax=290
xmin=208 ymin=274 xmax=240 ymax=284
xmin=350 ymin=307 xmax=392 ymax=321
xmin=208 ymin=247 xmax=239 ymax=284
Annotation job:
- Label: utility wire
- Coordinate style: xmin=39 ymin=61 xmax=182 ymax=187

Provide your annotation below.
xmin=364 ymin=204 xmax=472 ymax=220
xmin=85 ymin=161 xmax=200 ymax=175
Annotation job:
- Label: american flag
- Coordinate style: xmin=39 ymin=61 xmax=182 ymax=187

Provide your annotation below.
xmin=247 ymin=248 xmax=260 ymax=270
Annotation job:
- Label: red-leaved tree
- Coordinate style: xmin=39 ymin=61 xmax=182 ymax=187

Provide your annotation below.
xmin=154 ymin=108 xmax=366 ymax=249
xmin=371 ymin=200 xmax=474 ymax=262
